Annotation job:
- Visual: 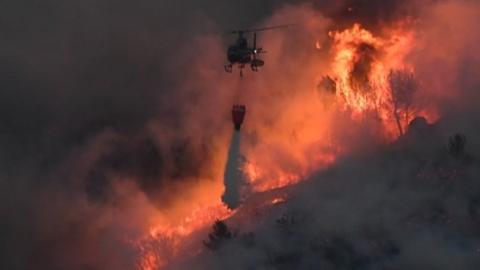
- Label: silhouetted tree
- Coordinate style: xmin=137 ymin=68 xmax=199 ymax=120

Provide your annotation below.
xmin=317 ymin=76 xmax=337 ymax=108
xmin=448 ymin=133 xmax=467 ymax=158
xmin=317 ymin=76 xmax=337 ymax=95
xmin=203 ymin=220 xmax=233 ymax=251
xmin=276 ymin=212 xmax=300 ymax=236
xmin=388 ymin=69 xmax=418 ymax=136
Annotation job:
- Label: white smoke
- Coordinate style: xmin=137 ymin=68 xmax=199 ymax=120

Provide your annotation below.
xmin=222 ymin=131 xmax=248 ymax=209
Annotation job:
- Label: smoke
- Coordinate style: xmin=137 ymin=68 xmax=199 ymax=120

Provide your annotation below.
xmin=222 ymin=131 xmax=249 ymax=209
xmin=0 ymin=0 xmax=288 ymax=268
xmin=169 ymin=0 xmax=480 ymax=269
xmin=1 ymin=0 xmax=479 ymax=269
xmin=177 ymin=118 xmax=480 ymax=270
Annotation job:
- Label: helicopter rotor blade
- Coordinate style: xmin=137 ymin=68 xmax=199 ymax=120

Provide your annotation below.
xmin=228 ymin=24 xmax=294 ymax=34
xmin=227 ymin=30 xmax=245 ymax=35
xmin=243 ymin=24 xmax=294 ymax=33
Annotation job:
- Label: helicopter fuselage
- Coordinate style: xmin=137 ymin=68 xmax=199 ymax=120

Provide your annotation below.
xmin=227 ymin=45 xmax=253 ymax=64
xmin=225 ymin=30 xmax=271 ymax=75
xmin=227 ymin=35 xmax=254 ymax=65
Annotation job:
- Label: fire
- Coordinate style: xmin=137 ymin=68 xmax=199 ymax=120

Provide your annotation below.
xmin=326 ymin=23 xmax=438 ymax=137
xmin=147 ymin=204 xmax=231 ymax=238
xmin=328 ymin=23 xmax=416 ymax=137
xmin=135 ymin=22 xmax=440 ymax=270
xmin=239 ymin=23 xmax=417 ymax=193
xmin=270 ymin=197 xmax=286 ymax=205
xmin=329 ymin=24 xmax=386 ymax=113
xmin=238 ymin=23 xmax=438 ymax=195
xmin=135 ymin=202 xmax=232 ymax=269
xmin=131 ymin=142 xmax=235 ymax=270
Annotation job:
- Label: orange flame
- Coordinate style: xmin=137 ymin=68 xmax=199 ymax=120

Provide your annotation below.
xmin=326 ymin=23 xmax=438 ymax=138
xmin=135 ymin=202 xmax=232 ymax=269
xmin=136 ymin=22 xmax=440 ymax=270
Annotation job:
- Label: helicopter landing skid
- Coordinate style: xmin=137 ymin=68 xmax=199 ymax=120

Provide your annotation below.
xmin=224 ymin=65 xmax=233 ymax=73
xmin=239 ymin=64 xmax=245 ymax=78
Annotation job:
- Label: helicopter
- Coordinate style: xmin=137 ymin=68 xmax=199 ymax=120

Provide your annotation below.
xmin=225 ymin=24 xmax=291 ymax=77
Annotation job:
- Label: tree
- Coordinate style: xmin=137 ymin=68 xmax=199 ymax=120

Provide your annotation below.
xmin=203 ymin=220 xmax=233 ymax=251
xmin=448 ymin=133 xmax=467 ymax=158
xmin=317 ymin=76 xmax=337 ymax=95
xmin=388 ymin=69 xmax=418 ymax=136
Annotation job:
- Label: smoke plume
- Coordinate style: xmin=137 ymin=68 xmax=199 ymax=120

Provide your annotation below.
xmin=222 ymin=131 xmax=249 ymax=209
xmin=168 ymin=1 xmax=480 ymax=269
xmin=1 ymin=0 xmax=480 ymax=269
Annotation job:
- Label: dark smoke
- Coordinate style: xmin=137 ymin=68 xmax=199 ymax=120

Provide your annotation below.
xmin=0 ymin=0 xmax=296 ymax=269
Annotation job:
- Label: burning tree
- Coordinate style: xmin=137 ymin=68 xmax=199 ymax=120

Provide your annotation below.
xmin=136 ymin=234 xmax=177 ymax=270
xmin=317 ymin=76 xmax=337 ymax=95
xmin=388 ymin=69 xmax=418 ymax=136
xmin=317 ymin=76 xmax=337 ymax=108
xmin=327 ymin=24 xmax=424 ymax=139
xmin=349 ymin=43 xmax=376 ymax=95
xmin=203 ymin=220 xmax=234 ymax=251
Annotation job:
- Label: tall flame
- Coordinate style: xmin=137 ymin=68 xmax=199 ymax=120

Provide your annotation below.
xmin=329 ymin=23 xmax=416 ymax=137
xmin=135 ymin=22 xmax=440 ymax=270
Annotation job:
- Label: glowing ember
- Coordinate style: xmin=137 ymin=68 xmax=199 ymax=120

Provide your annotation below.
xmin=270 ymin=197 xmax=286 ymax=205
